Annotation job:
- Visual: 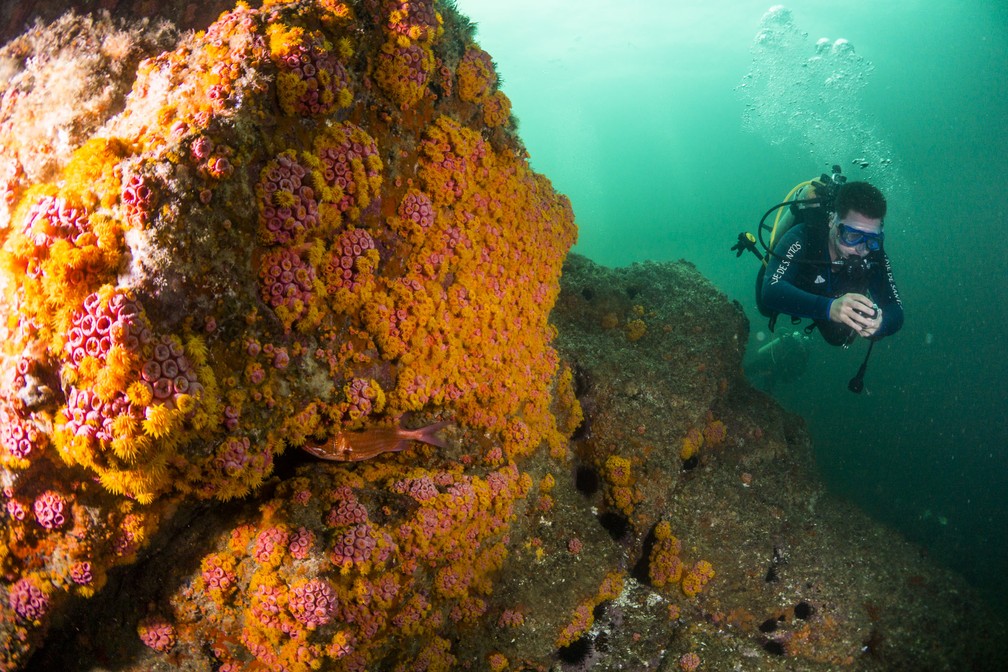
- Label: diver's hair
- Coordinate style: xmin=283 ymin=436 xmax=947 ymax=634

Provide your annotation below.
xmin=836 ymin=181 xmax=887 ymax=221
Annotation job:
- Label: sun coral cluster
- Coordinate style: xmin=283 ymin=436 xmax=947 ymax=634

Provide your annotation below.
xmin=53 ymin=286 xmax=217 ymax=503
xmin=702 ymin=415 xmax=727 ymax=447
xmin=679 ymin=426 xmax=704 ymax=461
xmin=648 ymin=520 xmax=714 ymax=600
xmin=648 ymin=521 xmax=684 ymax=588
xmin=625 ymin=318 xmax=647 ymax=342
xmin=681 ymin=559 xmax=715 ymax=598
xmin=268 ymin=23 xmax=354 ymax=117
xmin=603 ymin=454 xmax=641 ymax=517
xmin=32 ymin=491 xmax=67 ymax=530
xmin=680 ymin=413 xmax=727 ymax=463
xmin=137 ymin=615 xmax=177 ymax=653
xmin=7 ymin=578 xmax=49 ymax=624
xmin=374 ymin=0 xmax=443 ymax=108
xmin=482 ymin=90 xmax=511 ymax=128
xmin=555 ymin=571 xmax=624 ymax=648
xmin=457 ymin=46 xmax=496 ymax=103
xmin=158 ymin=461 xmax=532 ymax=670
xmin=679 ymin=651 xmax=701 ymax=672
xmin=0 ymin=0 xmax=577 ymax=668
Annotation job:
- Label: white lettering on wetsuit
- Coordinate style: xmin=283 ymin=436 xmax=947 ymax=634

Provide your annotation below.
xmin=769 ymin=241 xmax=802 ymax=285
xmin=884 ymin=255 xmax=902 ymax=306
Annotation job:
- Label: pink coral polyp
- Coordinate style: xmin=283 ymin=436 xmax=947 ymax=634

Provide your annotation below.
xmin=398 ymin=189 xmax=435 ymax=232
xmin=331 ymin=523 xmax=376 ymax=566
xmin=21 ymin=195 xmax=91 ymax=266
xmin=63 ymin=387 xmax=138 ymax=443
xmin=289 ymin=578 xmax=337 ymax=628
xmin=457 ymin=47 xmax=496 ymax=103
xmin=253 ymin=526 xmax=290 ymax=564
xmin=679 ymin=652 xmax=701 ymax=672
xmin=122 ymin=174 xmax=154 ymax=227
xmin=8 ymin=578 xmax=49 ymax=622
xmin=216 ymin=436 xmax=252 ymax=476
xmin=1 ymin=407 xmax=37 ymax=459
xmin=344 ymin=378 xmax=377 ymax=419
xmin=69 ymin=561 xmax=93 ymax=586
xmin=275 ymin=35 xmax=351 ymax=116
xmin=65 ymin=291 xmax=146 ymax=367
xmin=327 ymin=490 xmax=369 ymax=527
xmin=317 ymin=125 xmax=381 ymax=214
xmin=388 ymin=0 xmax=440 ymax=42
xmin=5 ymin=499 xmax=26 ymax=521
xmin=325 ymin=227 xmax=376 ymax=292
xmin=258 ymin=153 xmax=320 ymax=244
xmin=252 ymin=583 xmax=285 ymax=630
xmin=138 ymin=616 xmax=177 ymax=653
xmin=202 ymin=555 xmax=236 ymax=593
xmin=33 ymin=490 xmax=67 ymax=529
xmin=376 ymin=39 xmax=434 ymax=108
xmin=288 ymin=527 xmax=314 ymax=559
xmin=393 ymin=44 xmax=429 ymax=88
xmin=142 ymin=338 xmax=201 ymax=406
xmin=393 ymin=475 xmax=438 ymax=503
xmin=258 ymin=247 xmax=317 ymax=317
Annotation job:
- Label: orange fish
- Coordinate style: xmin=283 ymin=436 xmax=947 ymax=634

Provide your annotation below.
xmin=301 ymin=419 xmax=450 ymax=462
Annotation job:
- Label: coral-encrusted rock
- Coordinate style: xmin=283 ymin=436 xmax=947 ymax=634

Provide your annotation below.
xmin=0 ymin=1 xmax=576 ymax=668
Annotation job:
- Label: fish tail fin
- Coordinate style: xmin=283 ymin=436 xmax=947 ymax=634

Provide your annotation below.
xmin=408 ymin=419 xmax=451 ymax=450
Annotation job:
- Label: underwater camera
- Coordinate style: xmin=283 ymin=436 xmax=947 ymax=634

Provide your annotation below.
xmin=855 ymin=303 xmax=878 ymax=320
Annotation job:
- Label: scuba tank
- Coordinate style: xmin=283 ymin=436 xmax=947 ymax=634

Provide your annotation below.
xmin=732 ymin=164 xmax=846 ymax=263
xmin=731 ymin=164 xmax=846 ymax=324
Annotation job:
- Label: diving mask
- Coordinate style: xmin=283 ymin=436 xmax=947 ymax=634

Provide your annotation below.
xmin=837 ymin=222 xmax=884 ymax=251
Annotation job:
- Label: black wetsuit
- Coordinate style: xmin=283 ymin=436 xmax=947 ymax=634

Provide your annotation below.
xmin=760 ymin=223 xmax=904 ymax=345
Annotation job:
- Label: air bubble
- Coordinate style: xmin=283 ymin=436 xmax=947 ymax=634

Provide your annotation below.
xmin=737 ymin=5 xmax=903 ymax=196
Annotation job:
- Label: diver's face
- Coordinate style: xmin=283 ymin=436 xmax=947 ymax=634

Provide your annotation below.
xmin=832 ymin=210 xmax=883 ymax=259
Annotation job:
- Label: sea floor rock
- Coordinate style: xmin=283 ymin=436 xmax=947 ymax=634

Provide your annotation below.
xmin=550 ymin=254 xmax=1008 ymax=671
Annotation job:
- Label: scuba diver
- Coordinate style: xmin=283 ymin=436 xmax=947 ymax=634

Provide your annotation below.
xmin=732 ymin=166 xmax=904 ymax=392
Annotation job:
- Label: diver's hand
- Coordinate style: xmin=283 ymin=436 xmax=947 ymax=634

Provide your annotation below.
xmin=830 ymin=293 xmax=879 ymax=337
xmin=859 ymin=309 xmax=882 ymax=338
xmin=862 ymin=305 xmax=884 ymax=337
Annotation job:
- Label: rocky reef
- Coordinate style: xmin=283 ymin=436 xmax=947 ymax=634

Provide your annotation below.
xmin=0 ymin=2 xmax=1005 ymax=671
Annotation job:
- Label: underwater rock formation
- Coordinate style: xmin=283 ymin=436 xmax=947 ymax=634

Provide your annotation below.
xmin=1 ymin=2 xmax=1006 ymax=671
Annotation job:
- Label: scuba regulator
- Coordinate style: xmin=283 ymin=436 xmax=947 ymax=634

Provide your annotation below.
xmin=838 ymin=255 xmax=870 ymax=283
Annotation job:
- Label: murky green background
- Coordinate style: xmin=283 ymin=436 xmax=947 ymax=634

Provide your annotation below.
xmin=456 ymin=0 xmax=1008 ymax=615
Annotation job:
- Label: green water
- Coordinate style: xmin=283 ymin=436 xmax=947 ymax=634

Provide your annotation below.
xmin=456 ymin=0 xmax=1008 ymax=615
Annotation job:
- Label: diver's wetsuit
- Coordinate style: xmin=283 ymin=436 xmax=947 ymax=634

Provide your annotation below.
xmin=761 ymin=223 xmax=904 ymax=345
